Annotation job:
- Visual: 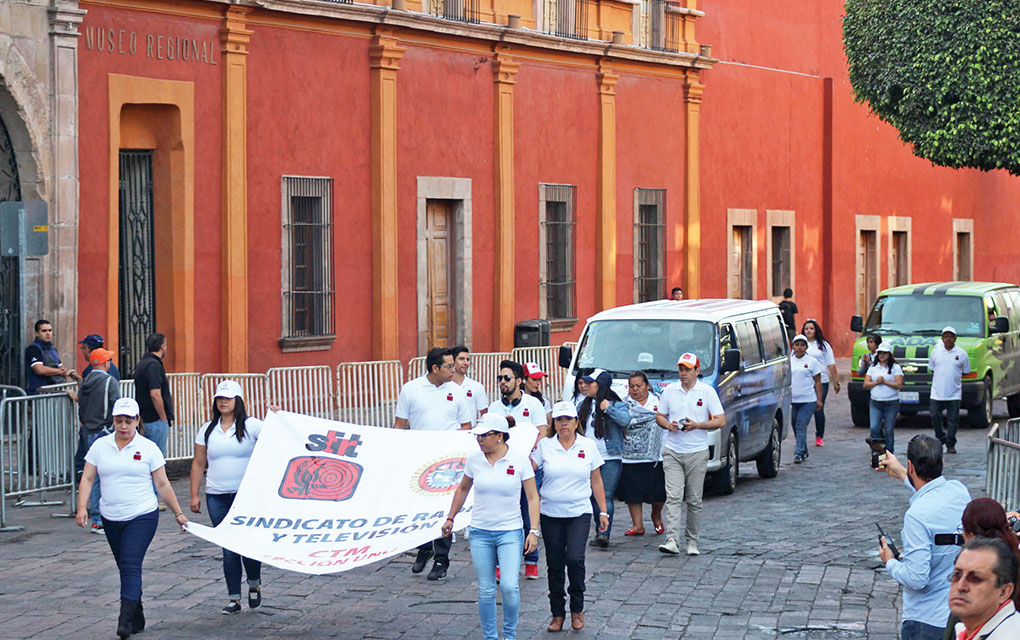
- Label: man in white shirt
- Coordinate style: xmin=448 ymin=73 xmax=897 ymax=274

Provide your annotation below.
xmin=654 ymin=353 xmax=725 ymax=556
xmin=393 ymin=347 xmax=472 ymax=581
xmin=451 ymin=346 xmax=488 ymax=427
xmin=928 ymin=326 xmax=970 ymax=454
xmin=487 ymin=360 xmax=547 ymax=428
xmin=950 ymin=538 xmax=1020 ymax=639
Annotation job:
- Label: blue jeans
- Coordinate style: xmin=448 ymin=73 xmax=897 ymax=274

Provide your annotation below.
xmin=102 ymin=509 xmax=158 ymax=601
xmin=900 ymin=619 xmax=944 ymax=640
xmin=869 ymin=399 xmax=899 ymax=453
xmin=812 ymin=382 xmax=829 ymax=437
xmin=792 ymin=402 xmax=815 ymax=458
xmin=83 ymin=431 xmax=103 ymax=525
xmin=591 ymin=458 xmax=622 ymax=537
xmin=468 ymin=527 xmax=524 ymax=640
xmin=930 ymin=399 xmax=960 ymax=449
xmin=207 ymin=492 xmax=262 ymax=600
xmin=142 ymin=419 xmax=169 ymax=455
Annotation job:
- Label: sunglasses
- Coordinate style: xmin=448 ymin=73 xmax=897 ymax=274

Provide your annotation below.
xmin=949 ymin=569 xmax=993 ymax=586
xmin=475 ymin=431 xmax=501 ymax=439
xmin=496 ymin=375 xmax=515 ymax=382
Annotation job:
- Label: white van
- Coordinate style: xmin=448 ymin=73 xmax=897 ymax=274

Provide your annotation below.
xmin=558 ymin=299 xmax=792 ymax=494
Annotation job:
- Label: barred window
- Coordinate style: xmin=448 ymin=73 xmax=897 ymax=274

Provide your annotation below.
xmin=634 ymin=189 xmax=666 ymax=303
xmin=770 ymin=225 xmax=791 ymax=297
xmin=281 ymin=177 xmax=335 ymax=348
xmin=539 ymin=184 xmax=576 ymax=324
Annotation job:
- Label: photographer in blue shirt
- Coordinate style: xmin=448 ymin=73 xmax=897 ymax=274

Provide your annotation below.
xmin=877 ymin=434 xmax=971 ymax=640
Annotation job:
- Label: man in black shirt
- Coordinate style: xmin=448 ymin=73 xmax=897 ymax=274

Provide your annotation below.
xmin=778 ymin=288 xmax=798 ymax=340
xmin=133 ymin=333 xmax=174 ymax=458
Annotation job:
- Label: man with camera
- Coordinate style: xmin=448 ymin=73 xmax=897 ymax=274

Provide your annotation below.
xmin=876 ymin=434 xmax=971 ymax=640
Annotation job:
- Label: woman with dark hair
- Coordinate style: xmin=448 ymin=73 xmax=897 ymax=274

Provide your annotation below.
xmin=857 ymin=332 xmax=883 ymax=376
xmin=189 ymin=380 xmax=266 ymax=615
xmin=802 ymin=319 xmax=839 ymax=447
xmin=443 ymin=413 xmax=539 ymax=640
xmin=620 ymin=371 xmax=665 ymax=535
xmin=864 ymin=343 xmax=904 ymax=453
xmin=576 ymin=368 xmax=630 ymax=547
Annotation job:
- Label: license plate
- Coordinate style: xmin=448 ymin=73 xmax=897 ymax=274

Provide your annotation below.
xmin=899 ymin=391 xmax=919 ymax=403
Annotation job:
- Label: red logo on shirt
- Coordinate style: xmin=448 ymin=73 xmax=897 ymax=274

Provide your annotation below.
xmin=804 ymin=363 xmax=809 ymax=368
xmin=133 ymin=451 xmax=141 ymax=460
xmin=523 ymin=408 xmax=530 ymax=417
xmin=466 ymin=390 xmax=473 ymax=397
xmin=447 ymin=393 xmax=454 ymax=401
xmin=507 ymin=465 xmax=515 ymax=476
xmin=654 ymin=406 xmax=659 ymax=412
xmin=578 ymin=450 xmax=586 ymax=459
xmin=697 ymin=399 xmax=703 ymax=406
xmin=955 ymin=356 xmax=959 ymax=360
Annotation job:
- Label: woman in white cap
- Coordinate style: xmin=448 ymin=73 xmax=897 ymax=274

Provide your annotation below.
xmin=76 ymin=397 xmax=188 ymax=639
xmin=189 ymin=379 xmax=266 ymax=614
xmin=789 ymin=335 xmax=824 ymax=464
xmin=864 ymin=343 xmax=903 ymax=453
xmin=531 ymin=401 xmax=610 ymax=632
xmin=442 ymin=412 xmax=539 ymax=640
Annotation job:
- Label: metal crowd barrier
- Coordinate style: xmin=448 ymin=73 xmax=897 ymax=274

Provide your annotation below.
xmin=0 ymin=385 xmax=26 ymax=401
xmin=987 ymin=420 xmax=1020 ymax=509
xmin=0 ymin=392 xmax=77 ymax=531
xmin=337 ymin=360 xmax=403 ymax=428
xmin=269 ymin=366 xmax=335 ymax=420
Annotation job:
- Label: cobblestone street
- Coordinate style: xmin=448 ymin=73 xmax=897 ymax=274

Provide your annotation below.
xmin=0 ymin=389 xmax=997 ymax=639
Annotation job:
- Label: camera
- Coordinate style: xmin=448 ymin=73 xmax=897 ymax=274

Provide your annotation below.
xmin=934 ymin=533 xmax=965 ymax=546
xmin=1009 ymin=515 xmax=1020 ymax=534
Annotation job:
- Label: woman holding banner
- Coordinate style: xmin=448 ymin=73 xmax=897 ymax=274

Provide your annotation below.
xmin=442 ymin=412 xmax=540 ymax=640
xmin=76 ymin=397 xmax=188 ymax=639
xmin=189 ymin=380 xmax=266 ymax=615
xmin=531 ymin=401 xmax=610 ymax=632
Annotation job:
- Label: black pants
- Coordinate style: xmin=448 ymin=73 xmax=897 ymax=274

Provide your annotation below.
xmin=541 ymin=514 xmax=588 ymax=616
xmin=418 ymin=535 xmax=452 ymax=565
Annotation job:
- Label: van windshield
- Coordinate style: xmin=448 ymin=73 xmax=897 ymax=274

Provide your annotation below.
xmin=864 ymin=295 xmax=985 ymax=338
xmin=573 ymin=320 xmax=716 ymax=377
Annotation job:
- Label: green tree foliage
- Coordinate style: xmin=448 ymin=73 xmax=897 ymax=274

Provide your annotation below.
xmin=843 ymin=0 xmax=1020 ymax=175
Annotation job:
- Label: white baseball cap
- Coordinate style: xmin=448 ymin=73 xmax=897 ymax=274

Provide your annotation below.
xmin=551 ymin=401 xmax=578 ymax=419
xmin=791 ymin=334 xmax=808 ymax=344
xmin=111 ymin=397 xmax=140 ymax=417
xmin=214 ymin=379 xmax=244 ymax=400
xmin=942 ymin=326 xmax=957 ymax=336
xmin=470 ymin=412 xmax=510 ymax=435
xmin=876 ymin=343 xmax=892 ymax=353
xmin=677 ymin=352 xmax=700 ymax=368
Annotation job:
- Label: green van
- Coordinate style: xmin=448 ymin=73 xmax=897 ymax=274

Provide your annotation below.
xmin=848 ymin=282 xmax=1020 ymax=428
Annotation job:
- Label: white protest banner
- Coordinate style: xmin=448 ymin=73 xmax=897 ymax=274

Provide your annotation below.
xmin=187 ymin=411 xmax=538 ymax=575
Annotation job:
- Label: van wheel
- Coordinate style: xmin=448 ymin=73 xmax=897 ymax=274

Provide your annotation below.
xmin=714 ymin=430 xmax=738 ymax=495
xmin=756 ymin=418 xmax=781 ymax=479
xmin=1007 ymin=393 xmax=1020 ymax=418
xmin=968 ymin=377 xmax=994 ymax=428
xmin=850 ymin=402 xmax=869 ymax=427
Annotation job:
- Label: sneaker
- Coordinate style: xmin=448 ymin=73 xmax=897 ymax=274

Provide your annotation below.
xmin=248 ymin=586 xmax=262 ymax=609
xmin=588 ymin=534 xmax=609 ymax=549
xmin=427 ymin=563 xmax=448 ymax=581
xmin=411 ymin=548 xmax=434 ymax=574
xmin=525 ymin=563 xmax=539 ymax=580
xmin=686 ymin=541 xmax=700 ymax=556
xmin=90 ymin=523 xmax=105 ymax=535
xmin=815 ymin=437 xmax=824 ymax=447
xmin=658 ymin=537 xmax=680 ymax=555
xmin=946 ymin=446 xmax=957 ymax=454
xmin=221 ymin=601 xmax=242 ymax=615
xmin=794 ymin=455 xmax=803 ymax=464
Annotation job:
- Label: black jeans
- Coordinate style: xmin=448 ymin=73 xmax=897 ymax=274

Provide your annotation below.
xmin=540 ymin=514 xmax=589 ymax=616
xmin=930 ymin=399 xmax=960 ymax=449
xmin=418 ymin=535 xmax=452 ymax=566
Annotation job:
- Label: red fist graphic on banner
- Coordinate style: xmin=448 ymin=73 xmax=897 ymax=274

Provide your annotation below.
xmin=278 ymin=456 xmax=363 ymax=502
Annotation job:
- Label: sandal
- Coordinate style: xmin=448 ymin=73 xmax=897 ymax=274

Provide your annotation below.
xmin=653 ymin=522 xmax=665 ymax=535
xmin=624 ymin=527 xmax=645 ymax=536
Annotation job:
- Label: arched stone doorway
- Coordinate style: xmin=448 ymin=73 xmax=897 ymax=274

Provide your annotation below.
xmin=0 ymin=112 xmax=23 ymax=387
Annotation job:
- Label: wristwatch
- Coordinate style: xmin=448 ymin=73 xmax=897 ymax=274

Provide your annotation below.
xmin=528 ymin=529 xmax=541 ymax=538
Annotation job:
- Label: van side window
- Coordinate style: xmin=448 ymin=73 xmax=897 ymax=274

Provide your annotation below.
xmin=758 ymin=314 xmax=787 ymax=360
xmin=719 ymin=324 xmax=734 ymax=364
xmin=735 ymin=321 xmax=763 ymax=367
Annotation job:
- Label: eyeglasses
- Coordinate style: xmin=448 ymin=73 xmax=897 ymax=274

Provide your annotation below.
xmin=949 ymin=569 xmax=994 ymax=586
xmin=496 ymin=375 xmax=514 ymax=382
xmin=440 ymin=364 xmax=456 ymax=370
xmin=475 ymin=431 xmax=500 ymax=440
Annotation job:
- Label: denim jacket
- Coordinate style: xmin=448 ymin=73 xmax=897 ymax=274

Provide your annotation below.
xmin=575 ymin=396 xmax=630 ymax=456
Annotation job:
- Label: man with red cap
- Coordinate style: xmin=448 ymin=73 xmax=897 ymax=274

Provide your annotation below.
xmin=654 ymin=352 xmax=724 ymax=556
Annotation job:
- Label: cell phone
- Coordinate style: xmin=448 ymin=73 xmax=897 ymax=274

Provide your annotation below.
xmin=876 ymin=523 xmax=900 ymax=560
xmin=868 ymin=438 xmax=887 ymax=469
xmin=934 ymin=533 xmax=965 ymax=546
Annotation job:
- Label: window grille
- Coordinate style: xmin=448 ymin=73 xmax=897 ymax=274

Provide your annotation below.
xmin=540 ymin=184 xmax=576 ymax=322
xmin=634 ymin=189 xmax=666 ymax=303
xmin=281 ymin=177 xmax=335 ymax=340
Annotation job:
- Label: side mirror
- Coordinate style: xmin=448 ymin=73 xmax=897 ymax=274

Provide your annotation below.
xmin=994 ymin=316 xmax=1010 ymax=334
xmin=720 ymin=348 xmax=741 ymax=374
xmin=850 ymin=315 xmax=863 ymax=333
xmin=558 ymin=344 xmax=573 ymax=369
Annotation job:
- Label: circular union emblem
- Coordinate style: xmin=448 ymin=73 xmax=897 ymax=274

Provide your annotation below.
xmin=411 ymin=455 xmax=467 ymax=495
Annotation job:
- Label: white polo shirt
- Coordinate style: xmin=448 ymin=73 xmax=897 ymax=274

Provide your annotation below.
xmin=531 ymin=434 xmax=604 ymax=518
xmin=395 ymin=375 xmax=473 ymax=430
xmin=195 ymin=417 xmax=264 ymax=494
xmin=791 ymin=353 xmax=825 ymax=403
xmin=866 ymin=363 xmax=905 ymax=402
xmin=464 ymin=447 xmax=534 ymax=530
xmin=657 ymin=380 xmax=724 ymax=454
xmin=487 ymin=394 xmax=547 ymax=427
xmin=456 ymin=376 xmax=488 ymax=426
xmin=928 ymin=344 xmax=971 ymax=401
xmin=806 ymin=340 xmax=836 ymax=383
xmin=85 ymin=432 xmax=165 ymax=521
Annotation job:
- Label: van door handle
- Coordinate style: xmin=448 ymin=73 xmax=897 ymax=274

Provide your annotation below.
xmin=735 ymin=386 xmax=742 ymax=396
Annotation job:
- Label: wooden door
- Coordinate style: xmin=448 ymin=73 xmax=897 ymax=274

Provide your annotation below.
xmin=425 ymin=201 xmax=453 ymax=349
xmin=857 ymin=230 xmax=878 ymax=314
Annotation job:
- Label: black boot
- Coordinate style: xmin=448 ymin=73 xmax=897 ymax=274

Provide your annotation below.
xmin=117 ymin=599 xmax=137 ymax=638
xmin=133 ymin=600 xmax=145 ymax=633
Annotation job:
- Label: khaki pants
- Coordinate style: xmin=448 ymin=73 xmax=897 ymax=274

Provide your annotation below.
xmin=662 ymin=448 xmax=709 ymax=545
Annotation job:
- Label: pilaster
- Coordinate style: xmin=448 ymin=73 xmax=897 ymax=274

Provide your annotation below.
xmin=220 ymin=6 xmax=253 ymax=372
xmin=492 ymin=49 xmax=519 ymax=351
xmin=370 ymin=31 xmax=406 ymax=361
xmin=596 ymin=62 xmax=619 ymax=312
xmin=683 ymin=70 xmax=704 ymax=298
